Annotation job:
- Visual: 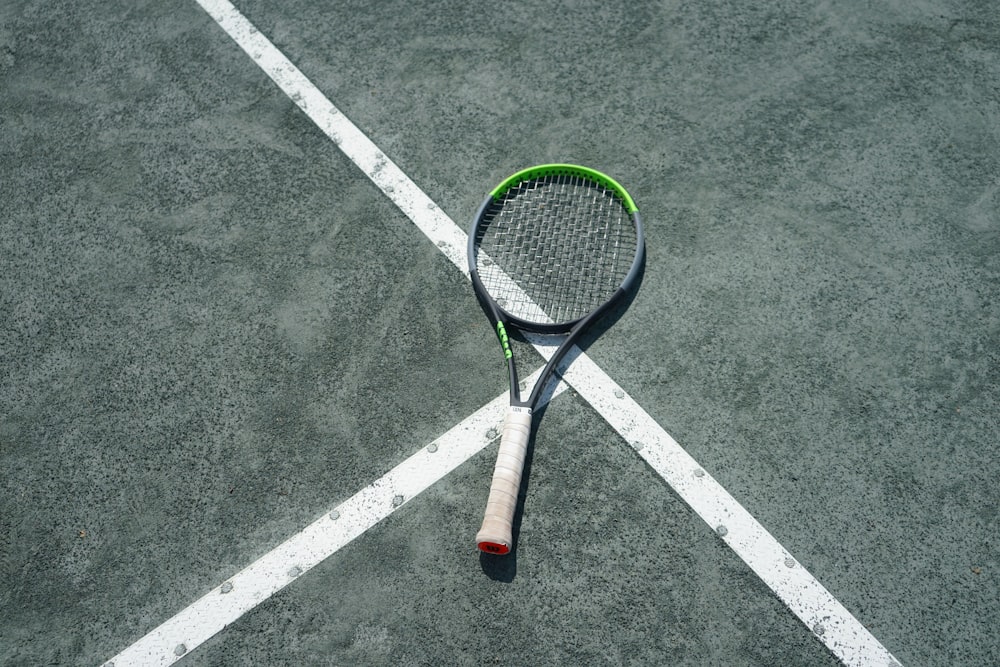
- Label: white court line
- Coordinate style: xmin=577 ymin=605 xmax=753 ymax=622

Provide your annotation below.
xmin=105 ymin=371 xmax=567 ymax=666
xmin=108 ymin=1 xmax=903 ymax=665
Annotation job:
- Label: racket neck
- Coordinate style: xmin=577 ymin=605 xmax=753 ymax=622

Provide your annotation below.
xmin=522 ymin=288 xmax=625 ymax=408
xmin=482 ymin=299 xmax=523 ymax=406
xmin=505 ymin=344 xmax=524 ymax=407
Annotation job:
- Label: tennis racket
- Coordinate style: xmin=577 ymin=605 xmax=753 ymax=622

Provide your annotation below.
xmin=469 ymin=164 xmax=644 ymax=555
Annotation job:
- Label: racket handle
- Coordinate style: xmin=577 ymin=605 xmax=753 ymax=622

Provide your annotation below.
xmin=476 ymin=407 xmax=533 ymax=555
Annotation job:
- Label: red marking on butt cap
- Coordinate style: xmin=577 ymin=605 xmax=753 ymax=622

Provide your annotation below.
xmin=478 ymin=541 xmax=510 ymax=555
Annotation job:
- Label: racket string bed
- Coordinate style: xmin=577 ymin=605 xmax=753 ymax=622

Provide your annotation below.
xmin=475 ymin=174 xmax=637 ymax=325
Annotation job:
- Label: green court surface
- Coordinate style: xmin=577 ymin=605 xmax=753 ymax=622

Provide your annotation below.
xmin=1 ymin=1 xmax=998 ymax=665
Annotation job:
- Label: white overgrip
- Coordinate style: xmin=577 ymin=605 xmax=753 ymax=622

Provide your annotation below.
xmin=475 ymin=407 xmax=533 ymax=554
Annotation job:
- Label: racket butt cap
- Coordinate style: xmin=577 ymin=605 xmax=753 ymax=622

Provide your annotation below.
xmin=477 ymin=541 xmax=511 ymax=555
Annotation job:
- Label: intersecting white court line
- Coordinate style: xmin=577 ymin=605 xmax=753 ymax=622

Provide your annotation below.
xmin=105 ymin=1 xmax=903 ymax=665
xmin=105 ymin=370 xmax=564 ymax=667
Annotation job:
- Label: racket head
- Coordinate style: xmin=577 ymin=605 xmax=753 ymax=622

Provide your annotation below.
xmin=468 ymin=164 xmax=644 ymax=334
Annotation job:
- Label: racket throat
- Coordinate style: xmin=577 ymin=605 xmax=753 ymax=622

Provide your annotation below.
xmin=495 ymin=321 xmax=513 ymax=360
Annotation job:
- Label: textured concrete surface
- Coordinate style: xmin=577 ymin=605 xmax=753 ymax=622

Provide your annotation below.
xmin=1 ymin=0 xmax=998 ymax=665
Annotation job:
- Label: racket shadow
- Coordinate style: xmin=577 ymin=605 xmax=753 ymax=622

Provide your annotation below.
xmin=570 ymin=247 xmax=647 ymax=352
